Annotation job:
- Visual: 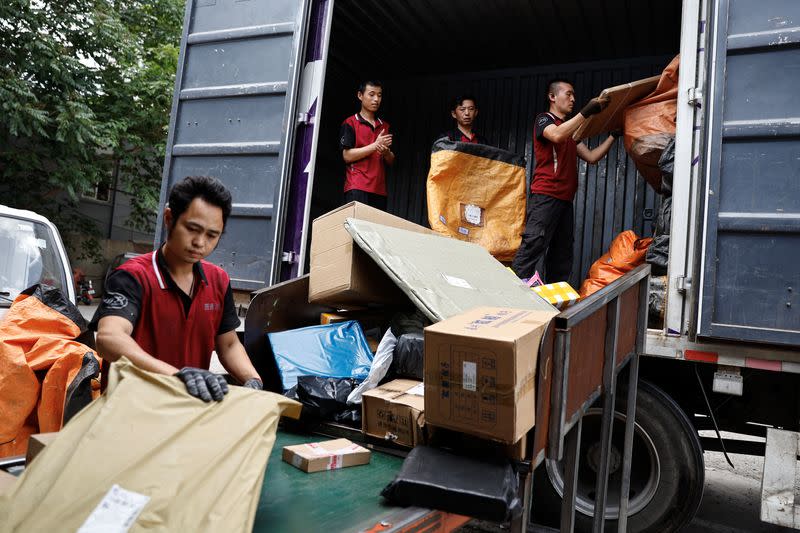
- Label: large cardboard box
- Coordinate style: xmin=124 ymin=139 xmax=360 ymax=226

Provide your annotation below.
xmin=309 ymin=202 xmax=431 ymax=306
xmin=362 ymin=379 xmax=425 ymax=448
xmin=424 ymin=307 xmax=558 ymax=444
xmin=282 ymin=438 xmax=371 ymax=473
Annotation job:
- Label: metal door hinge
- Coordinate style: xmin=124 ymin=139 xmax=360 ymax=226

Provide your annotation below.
xmin=676 ymin=276 xmax=691 ymax=293
xmin=297 ymin=112 xmax=310 ymax=125
xmin=281 ymin=251 xmax=298 ymax=264
xmin=688 ymin=87 xmax=703 ymax=108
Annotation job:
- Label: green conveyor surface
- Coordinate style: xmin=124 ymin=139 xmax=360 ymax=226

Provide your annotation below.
xmin=252 ymin=431 xmax=404 ymax=532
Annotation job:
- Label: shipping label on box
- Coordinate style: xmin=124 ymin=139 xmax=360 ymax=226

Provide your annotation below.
xmin=424 ymin=307 xmax=558 ymax=444
xmin=362 ymin=379 xmax=425 ymax=448
xmin=282 ymin=438 xmax=370 ymax=473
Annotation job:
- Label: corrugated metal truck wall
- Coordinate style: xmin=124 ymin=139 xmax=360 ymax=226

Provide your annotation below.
xmin=381 ymin=56 xmax=670 ymax=287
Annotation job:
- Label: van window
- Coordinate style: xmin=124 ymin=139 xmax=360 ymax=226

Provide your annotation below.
xmin=0 ymin=216 xmax=67 ymax=306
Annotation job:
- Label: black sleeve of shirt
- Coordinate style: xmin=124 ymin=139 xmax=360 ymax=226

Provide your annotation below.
xmin=534 ymin=113 xmax=556 ymax=142
xmin=217 ymin=283 xmax=241 ymax=335
xmin=89 ymin=270 xmax=142 ymax=330
xmin=475 ymin=133 xmax=490 ymax=145
xmin=339 ymin=122 xmax=355 ymax=151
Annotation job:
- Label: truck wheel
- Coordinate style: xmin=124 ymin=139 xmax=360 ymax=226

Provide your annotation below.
xmin=531 ymin=380 xmax=704 ymax=532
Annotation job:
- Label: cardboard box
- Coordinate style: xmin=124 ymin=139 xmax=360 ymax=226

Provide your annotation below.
xmin=0 ymin=470 xmax=17 ymax=495
xmin=309 ymin=202 xmax=432 ymax=306
xmin=26 ymin=432 xmax=57 ymax=465
xmin=424 ymin=307 xmax=558 ymax=444
xmin=282 ymin=438 xmax=370 ymax=473
xmin=362 ymin=379 xmax=426 ymax=448
xmin=532 ymin=281 xmax=579 ymax=309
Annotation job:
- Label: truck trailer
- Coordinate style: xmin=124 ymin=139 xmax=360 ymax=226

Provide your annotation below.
xmin=156 ymin=0 xmax=800 ymax=530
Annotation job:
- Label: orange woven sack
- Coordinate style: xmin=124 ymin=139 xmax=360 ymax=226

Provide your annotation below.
xmin=623 ymin=55 xmax=679 ymax=191
xmin=579 ymin=231 xmax=653 ymax=298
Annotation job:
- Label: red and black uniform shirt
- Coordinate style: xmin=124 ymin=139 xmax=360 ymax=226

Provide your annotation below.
xmin=90 ymin=249 xmax=240 ymax=374
xmin=339 ymin=114 xmax=391 ymax=196
xmin=531 ymin=112 xmax=579 ymax=201
xmin=440 ymin=128 xmax=489 ymax=145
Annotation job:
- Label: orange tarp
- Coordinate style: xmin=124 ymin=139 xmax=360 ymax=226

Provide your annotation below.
xmin=623 ymin=55 xmax=680 ymax=191
xmin=0 ymin=287 xmax=98 ymax=457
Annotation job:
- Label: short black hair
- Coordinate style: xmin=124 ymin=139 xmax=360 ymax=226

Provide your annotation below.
xmin=167 ymin=176 xmax=233 ymax=229
xmin=452 ymin=94 xmax=478 ymax=111
xmin=546 ymin=78 xmax=574 ymax=104
xmin=358 ymin=79 xmax=383 ymax=93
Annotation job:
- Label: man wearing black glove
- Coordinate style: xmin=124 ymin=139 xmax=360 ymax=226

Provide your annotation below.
xmin=512 ymin=79 xmax=620 ymax=283
xmin=92 ymin=176 xmax=263 ymax=402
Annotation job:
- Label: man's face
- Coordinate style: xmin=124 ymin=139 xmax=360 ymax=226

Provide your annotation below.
xmin=164 ymin=197 xmax=224 ymax=265
xmin=451 ymin=99 xmax=478 ymax=128
xmin=358 ymin=84 xmax=383 ymax=113
xmin=550 ymin=82 xmax=575 ymax=116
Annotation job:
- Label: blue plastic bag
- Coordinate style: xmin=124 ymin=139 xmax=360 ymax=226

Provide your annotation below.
xmin=267 ymin=320 xmax=374 ymax=391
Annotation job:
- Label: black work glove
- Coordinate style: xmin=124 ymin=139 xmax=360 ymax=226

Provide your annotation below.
xmin=242 ymin=378 xmax=263 ymax=390
xmin=610 ymin=129 xmax=624 ymax=139
xmin=175 ymin=367 xmax=229 ymax=402
xmin=579 ymin=94 xmax=610 ymax=118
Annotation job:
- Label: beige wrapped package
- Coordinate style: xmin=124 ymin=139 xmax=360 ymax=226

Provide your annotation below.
xmin=0 ymin=359 xmax=301 ymax=533
xmin=427 ymin=139 xmax=527 ymax=261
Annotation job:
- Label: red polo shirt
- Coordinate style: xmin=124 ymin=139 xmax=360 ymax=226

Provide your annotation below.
xmin=339 ymin=113 xmax=391 ymax=196
xmin=91 ymin=249 xmax=240 ymax=378
xmin=531 ymin=112 xmax=579 ymax=201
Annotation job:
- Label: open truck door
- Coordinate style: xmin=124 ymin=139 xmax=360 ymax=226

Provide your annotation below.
xmin=698 ymin=0 xmax=800 ymax=346
xmin=156 ymin=0 xmax=329 ymax=291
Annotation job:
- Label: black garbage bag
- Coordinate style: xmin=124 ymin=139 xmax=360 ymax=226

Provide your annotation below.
xmin=381 ymin=445 xmax=522 ymax=523
xmin=295 ymin=376 xmax=361 ymax=426
xmin=390 ymin=309 xmax=429 ymax=337
xmin=658 ymin=136 xmax=676 ymax=195
xmin=647 ymin=196 xmax=671 ymax=275
xmin=388 ymin=332 xmax=425 ymax=381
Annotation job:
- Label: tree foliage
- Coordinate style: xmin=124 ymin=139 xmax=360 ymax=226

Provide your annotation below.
xmin=0 ymin=0 xmax=183 ymax=259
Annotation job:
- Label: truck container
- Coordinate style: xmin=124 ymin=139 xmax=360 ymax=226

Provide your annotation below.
xmin=157 ymin=0 xmax=800 ymax=530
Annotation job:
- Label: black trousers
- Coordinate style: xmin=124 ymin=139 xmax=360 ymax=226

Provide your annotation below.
xmin=344 ymin=189 xmax=387 ymax=211
xmin=511 ymin=193 xmax=574 ymax=283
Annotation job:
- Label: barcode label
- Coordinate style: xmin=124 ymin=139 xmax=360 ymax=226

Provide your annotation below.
xmin=463 ymin=362 xmax=477 ymax=392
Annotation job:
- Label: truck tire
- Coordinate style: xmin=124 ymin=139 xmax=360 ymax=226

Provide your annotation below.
xmin=531 ymin=380 xmax=704 ymax=532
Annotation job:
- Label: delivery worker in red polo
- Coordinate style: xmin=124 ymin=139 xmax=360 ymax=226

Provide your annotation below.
xmin=339 ymin=79 xmax=395 ymax=211
xmin=512 ymin=79 xmax=621 ymax=283
xmin=439 ymin=94 xmax=489 ymax=145
xmin=91 ymin=176 xmax=262 ymax=402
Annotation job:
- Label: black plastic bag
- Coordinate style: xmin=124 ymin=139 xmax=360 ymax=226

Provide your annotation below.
xmin=658 ymin=136 xmax=676 ymax=195
xmin=295 ymin=376 xmax=361 ymax=426
xmin=381 ymin=445 xmax=522 ymax=523
xmin=388 ymin=332 xmax=425 ymax=381
xmin=646 ymin=197 xmax=671 ymax=275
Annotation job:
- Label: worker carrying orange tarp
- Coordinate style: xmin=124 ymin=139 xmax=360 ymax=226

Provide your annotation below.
xmin=0 ymin=284 xmax=99 ymax=458
xmin=427 ymin=138 xmax=527 ymax=261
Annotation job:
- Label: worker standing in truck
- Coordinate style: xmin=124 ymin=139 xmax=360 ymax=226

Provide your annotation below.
xmin=339 ymin=80 xmax=395 ymax=211
xmin=438 ymin=95 xmax=489 ymax=145
xmin=91 ymin=176 xmax=263 ymax=402
xmin=512 ymin=79 xmax=621 ymax=283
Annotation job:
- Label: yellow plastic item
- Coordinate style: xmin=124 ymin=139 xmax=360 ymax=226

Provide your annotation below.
xmin=532 ymin=282 xmax=580 ymax=309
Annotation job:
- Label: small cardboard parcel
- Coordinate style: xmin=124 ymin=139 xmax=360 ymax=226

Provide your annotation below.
xmin=282 ymin=438 xmax=371 ymax=473
xmin=362 ymin=379 xmax=425 ymax=448
xmin=424 ymin=306 xmax=558 ymax=444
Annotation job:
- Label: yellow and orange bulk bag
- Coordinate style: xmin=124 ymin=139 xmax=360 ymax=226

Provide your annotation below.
xmin=427 ymin=138 xmax=527 ymax=261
